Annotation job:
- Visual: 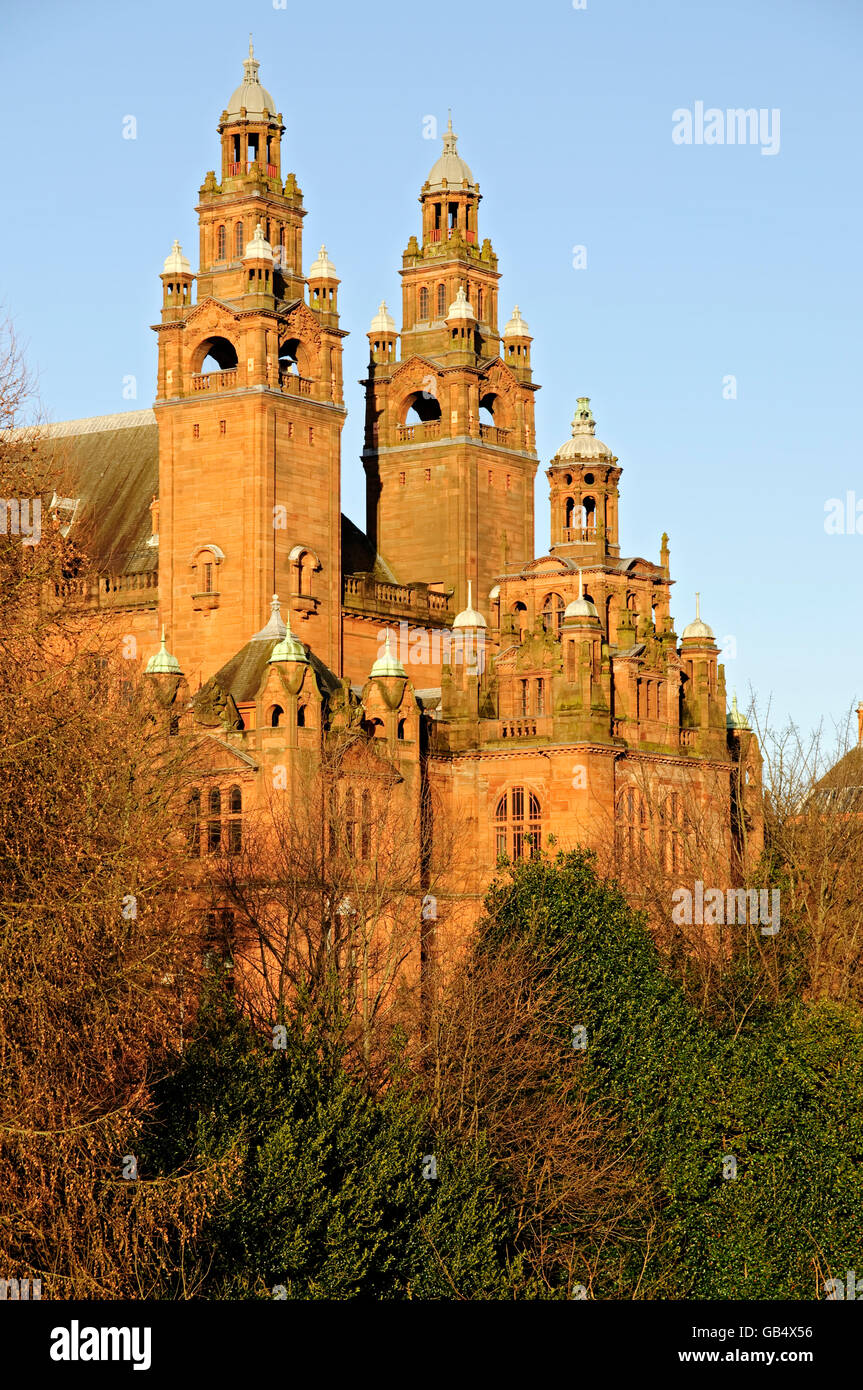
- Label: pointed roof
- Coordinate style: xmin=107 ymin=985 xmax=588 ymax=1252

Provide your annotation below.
xmin=726 ymin=692 xmax=750 ymax=730
xmin=252 ymin=594 xmax=287 ymax=642
xmin=425 ymin=113 xmax=476 ymax=192
xmin=224 ymin=37 xmax=277 ymax=121
xmin=145 ymin=626 xmax=182 ymax=676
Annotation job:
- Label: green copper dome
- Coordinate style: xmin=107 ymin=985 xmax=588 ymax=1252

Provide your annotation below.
xmin=370 ymin=631 xmax=406 ymax=679
xmin=145 ymin=627 xmax=182 ymax=676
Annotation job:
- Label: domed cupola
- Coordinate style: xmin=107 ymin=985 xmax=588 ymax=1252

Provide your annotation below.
xmin=563 ymin=570 xmax=600 ymax=626
xmin=681 ymin=593 xmax=716 ymax=644
xmin=555 ymin=398 xmax=614 ymax=462
xmin=548 ymin=398 xmax=622 ymax=564
xmin=145 ymin=627 xmax=183 ymax=676
xmin=452 ymin=580 xmax=487 ymax=629
xmin=225 ymin=38 xmax=278 ymax=121
xmin=269 ymin=608 xmax=308 ymax=665
xmin=370 ymin=631 xmax=407 ymax=679
xmin=425 ymin=115 xmax=476 ymax=193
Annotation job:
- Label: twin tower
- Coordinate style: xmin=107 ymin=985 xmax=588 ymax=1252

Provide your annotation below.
xmin=153 ymin=43 xmax=539 ymax=687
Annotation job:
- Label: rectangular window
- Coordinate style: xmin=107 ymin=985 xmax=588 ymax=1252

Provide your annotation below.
xmin=425 ymin=467 xmax=431 ymax=482
xmin=193 ymin=424 xmax=200 ymax=438
xmin=309 ymin=427 xmax=314 ymax=444
xmin=488 ymin=469 xmax=493 ymax=485
xmin=203 ymin=562 xmax=213 ymax=594
xmin=519 ymin=680 xmax=528 ymax=717
xmin=506 ymin=473 xmax=512 ymax=490
xmin=399 ymin=471 xmax=406 ymax=486
xmin=219 ymin=419 xmax=226 ymax=435
xmin=287 ymin=422 xmax=293 ymax=438
xmin=535 ymin=679 xmax=545 ymax=716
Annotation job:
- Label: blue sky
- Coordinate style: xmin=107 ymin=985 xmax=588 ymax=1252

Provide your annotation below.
xmin=1 ymin=0 xmax=860 ymax=738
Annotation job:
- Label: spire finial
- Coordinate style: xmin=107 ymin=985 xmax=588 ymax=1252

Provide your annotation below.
xmin=249 ymin=33 xmax=254 ymax=58
xmin=467 ymin=579 xmax=473 ymax=609
xmin=577 ymin=568 xmax=584 ymax=599
xmin=695 ymin=591 xmax=701 ymax=620
xmin=160 ymin=624 xmax=167 ymax=646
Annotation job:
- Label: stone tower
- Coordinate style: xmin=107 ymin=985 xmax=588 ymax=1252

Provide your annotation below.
xmin=361 ymin=117 xmax=540 ymax=618
xmin=153 ymin=41 xmax=346 ymax=685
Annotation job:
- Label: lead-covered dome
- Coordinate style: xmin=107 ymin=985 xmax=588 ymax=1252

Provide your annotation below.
xmin=426 ymin=116 xmax=476 ymax=191
xmin=225 ymin=40 xmax=277 ymax=120
xmin=555 ymin=397 xmax=614 ymax=461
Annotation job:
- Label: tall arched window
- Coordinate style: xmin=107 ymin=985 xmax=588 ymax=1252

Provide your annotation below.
xmin=228 ymin=785 xmax=242 ymax=854
xmin=216 ymin=225 xmax=226 ymax=260
xmin=542 ymin=593 xmax=565 ymax=635
xmin=361 ymin=790 xmax=372 ymax=861
xmin=187 ymin=789 xmax=201 ymax=858
xmin=495 ymin=787 xmax=542 ymax=861
xmin=234 ymin=221 xmax=244 ymax=258
xmin=436 ymin=283 xmax=446 ymax=317
xmin=345 ymin=788 xmax=356 ymax=854
xmin=207 ymin=786 xmax=222 ymax=854
xmin=419 ymin=286 xmax=429 ymax=320
xmin=475 ymin=287 xmax=483 ymax=320
xmin=565 ymin=497 xmax=575 ymax=530
xmin=581 ymin=496 xmax=596 ymax=531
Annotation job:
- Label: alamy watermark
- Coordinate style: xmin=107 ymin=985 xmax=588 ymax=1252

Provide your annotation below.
xmin=376 ymin=621 xmax=487 ymax=676
xmin=672 ymin=881 xmax=780 ymax=935
xmin=0 ymin=497 xmax=41 ymax=545
xmin=672 ymin=102 xmax=780 ymax=156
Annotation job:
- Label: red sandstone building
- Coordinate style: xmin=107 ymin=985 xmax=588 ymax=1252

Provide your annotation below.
xmin=46 ymin=44 xmax=762 ymax=944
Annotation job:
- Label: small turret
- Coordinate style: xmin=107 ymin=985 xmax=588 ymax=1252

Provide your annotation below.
xmin=160 ymin=240 xmax=193 ymax=321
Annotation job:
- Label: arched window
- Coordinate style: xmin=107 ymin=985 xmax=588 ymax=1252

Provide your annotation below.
xmin=270 ymin=705 xmax=283 ymax=728
xmin=512 ymin=601 xmax=527 ymax=641
xmin=361 ymin=789 xmax=372 ymax=861
xmin=297 ymin=704 xmax=306 ymax=728
xmin=228 ymin=785 xmax=242 ymax=854
xmin=234 ymin=221 xmax=244 ymax=258
xmin=345 ymin=788 xmax=356 ymax=854
xmin=542 ymin=593 xmax=565 ymax=635
xmin=475 ymin=287 xmax=483 ymax=320
xmin=397 ymin=718 xmax=406 ymax=740
xmin=436 ymin=283 xmax=446 ymax=318
xmin=207 ymin=786 xmax=221 ymax=854
xmin=581 ymin=496 xmax=597 ymax=531
xmin=216 ymin=225 xmax=226 ymax=260
xmin=564 ymin=497 xmax=575 ymax=529
xmin=495 ymin=787 xmax=542 ymax=861
xmin=186 ymin=789 xmax=201 ymax=857
xmin=419 ymin=286 xmax=429 ymax=320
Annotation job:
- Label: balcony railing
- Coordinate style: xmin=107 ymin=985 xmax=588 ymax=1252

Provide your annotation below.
xmin=396 ymin=421 xmax=440 ymax=443
xmin=343 ymin=575 xmax=452 ymax=621
xmin=192 ymin=369 xmax=238 ymax=392
xmin=479 ymin=424 xmax=511 ymax=445
xmin=279 ymin=371 xmax=313 ymax=395
xmin=501 ymin=719 xmax=538 ymax=739
xmin=428 ymin=228 xmax=477 ymax=244
xmin=562 ymin=526 xmax=599 ymax=543
xmin=227 ymin=161 xmax=279 ymax=178
xmin=47 ymin=570 xmax=158 ymax=614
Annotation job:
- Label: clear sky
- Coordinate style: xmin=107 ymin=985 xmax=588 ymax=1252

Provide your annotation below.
xmin=1 ymin=0 xmax=860 ymax=738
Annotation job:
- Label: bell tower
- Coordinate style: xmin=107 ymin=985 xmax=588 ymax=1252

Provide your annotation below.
xmin=362 ymin=118 xmax=540 ymax=618
xmin=547 ymin=399 xmax=622 ymax=564
xmin=153 ymin=42 xmax=346 ymax=685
